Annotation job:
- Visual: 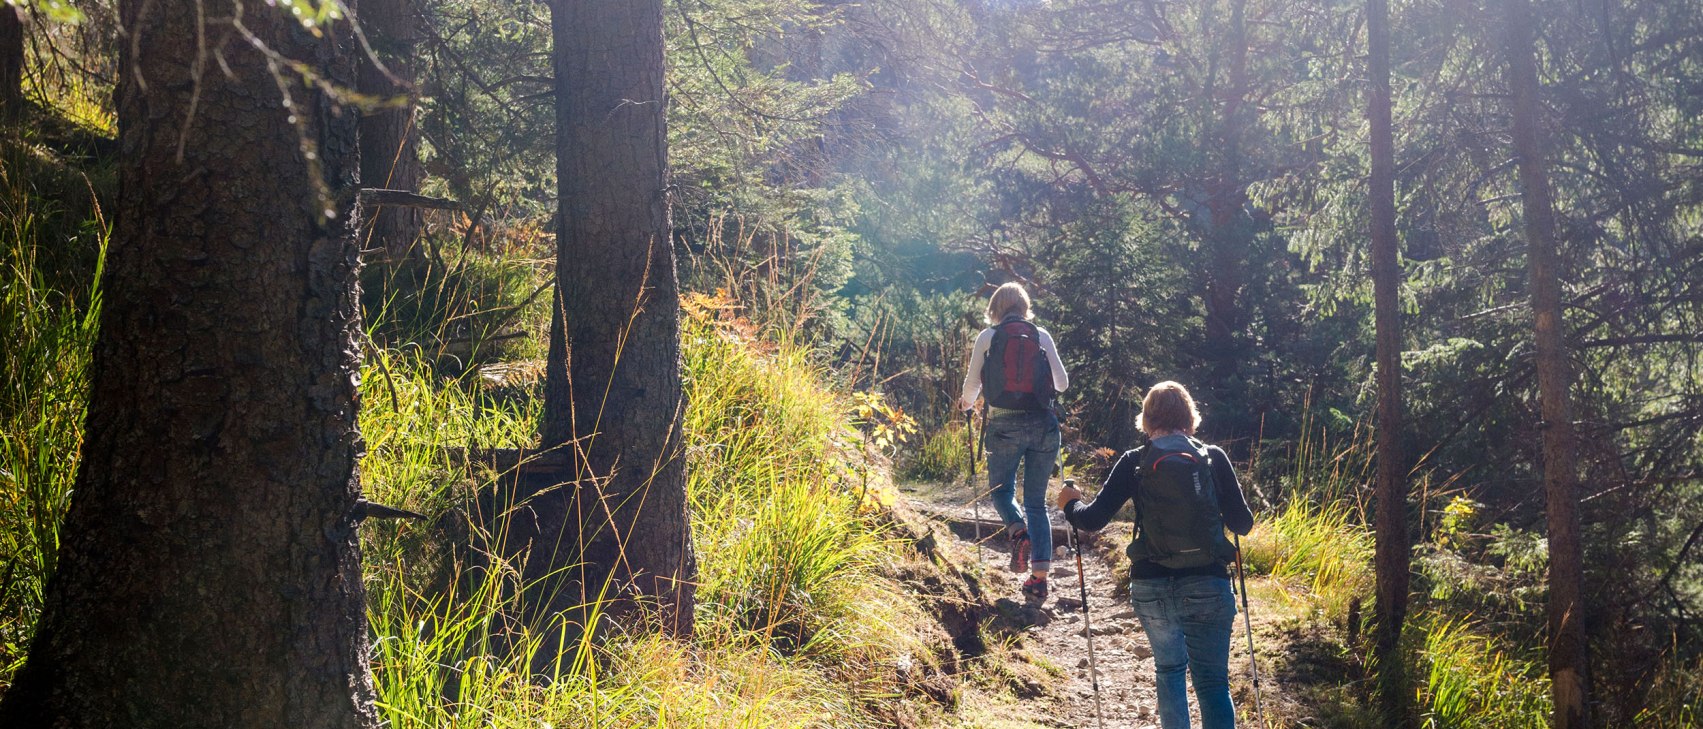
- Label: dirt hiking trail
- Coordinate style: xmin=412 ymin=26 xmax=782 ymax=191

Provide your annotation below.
xmin=905 ymin=480 xmax=1274 ymax=729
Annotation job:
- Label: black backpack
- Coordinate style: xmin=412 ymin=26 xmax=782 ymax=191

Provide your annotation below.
xmin=981 ymin=317 xmax=1055 ymax=411
xmin=1127 ymin=438 xmax=1237 ymax=569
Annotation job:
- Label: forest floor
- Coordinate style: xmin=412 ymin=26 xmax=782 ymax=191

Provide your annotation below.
xmin=901 ymin=480 xmax=1342 ymax=729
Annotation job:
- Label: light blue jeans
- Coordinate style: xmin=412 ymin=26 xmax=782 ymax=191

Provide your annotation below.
xmin=1128 ymin=575 xmax=1238 ymax=729
xmin=983 ymin=409 xmax=1058 ymax=572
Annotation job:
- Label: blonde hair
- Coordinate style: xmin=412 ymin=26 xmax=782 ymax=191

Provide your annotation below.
xmin=984 ymin=282 xmax=1034 ymax=326
xmin=1139 ymin=381 xmax=1201 ymax=436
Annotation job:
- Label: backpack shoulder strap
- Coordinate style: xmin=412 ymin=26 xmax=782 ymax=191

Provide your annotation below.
xmin=998 ymin=316 xmax=1038 ymax=335
xmin=1148 ymin=441 xmax=1203 ymax=470
xmin=1186 ymin=436 xmax=1212 ymax=459
xmin=1138 ymin=442 xmax=1161 ymax=475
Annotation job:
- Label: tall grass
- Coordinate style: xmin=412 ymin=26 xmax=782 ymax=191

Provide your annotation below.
xmin=1 ymin=218 xmax=937 ymax=726
xmin=362 ymin=246 xmax=551 ymax=369
xmin=1415 ymin=616 xmax=1550 ymax=729
xmin=1238 ymin=416 xmax=1564 ymax=729
xmin=898 ymin=421 xmax=971 ymax=483
xmin=0 ymin=171 xmax=105 ymax=684
xmin=354 ymin=295 xmax=933 ymax=727
xmin=1636 ymin=653 xmax=1703 ymax=729
xmin=358 ymin=347 xmax=538 ymax=573
xmin=1243 ymin=498 xmax=1373 ymax=619
xmin=681 ymin=296 xmax=929 ymax=696
xmin=1240 ymin=420 xmax=1374 ymax=620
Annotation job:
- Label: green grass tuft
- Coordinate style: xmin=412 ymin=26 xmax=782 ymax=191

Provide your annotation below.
xmin=898 ymin=421 xmax=971 ymax=484
xmin=1416 ymin=616 xmax=1550 ymax=729
xmin=351 ymin=301 xmax=937 ymax=727
xmin=0 ymin=167 xmax=106 ymax=685
xmin=1241 ymin=421 xmax=1374 ymax=621
xmin=682 ymin=306 xmax=930 ymax=693
xmin=1241 ymin=497 xmax=1374 ymax=621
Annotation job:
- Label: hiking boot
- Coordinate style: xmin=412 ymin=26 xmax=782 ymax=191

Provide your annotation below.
xmin=1021 ymin=574 xmax=1049 ymax=604
xmin=1008 ymin=530 xmax=1031 ymax=573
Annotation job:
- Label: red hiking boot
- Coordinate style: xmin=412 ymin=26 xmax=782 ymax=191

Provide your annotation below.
xmin=1008 ymin=529 xmax=1031 ymax=574
xmin=1021 ymin=574 xmax=1049 ymax=604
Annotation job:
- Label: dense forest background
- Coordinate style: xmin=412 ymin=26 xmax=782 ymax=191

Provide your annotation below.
xmin=1 ymin=0 xmax=1700 ymax=726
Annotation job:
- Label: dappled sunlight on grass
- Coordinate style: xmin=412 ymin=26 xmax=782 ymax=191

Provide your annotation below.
xmin=682 ymin=303 xmax=935 ymax=700
xmin=1241 ymin=421 xmax=1374 ymax=622
xmin=1241 ymin=498 xmax=1373 ymax=622
xmin=352 ymin=301 xmax=943 ymax=727
xmin=1416 ymin=616 xmax=1549 ymax=729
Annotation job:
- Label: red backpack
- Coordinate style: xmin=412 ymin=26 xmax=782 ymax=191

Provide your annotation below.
xmin=981 ymin=317 xmax=1056 ymax=411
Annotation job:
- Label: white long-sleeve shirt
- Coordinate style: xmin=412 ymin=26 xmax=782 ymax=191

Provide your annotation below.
xmin=960 ymin=324 xmax=1069 ymax=407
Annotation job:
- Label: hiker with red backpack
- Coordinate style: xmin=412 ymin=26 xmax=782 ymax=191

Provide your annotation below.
xmin=957 ymin=282 xmax=1070 ymax=603
xmin=1057 ymin=381 xmax=1255 ymax=729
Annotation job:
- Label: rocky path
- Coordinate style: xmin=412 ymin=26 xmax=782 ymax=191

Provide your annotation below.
xmin=906 ymin=480 xmax=1229 ymax=729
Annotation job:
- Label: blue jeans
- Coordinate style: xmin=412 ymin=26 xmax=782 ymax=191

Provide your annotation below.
xmin=983 ymin=409 xmax=1059 ymax=571
xmin=1128 ymin=575 xmax=1238 ymax=729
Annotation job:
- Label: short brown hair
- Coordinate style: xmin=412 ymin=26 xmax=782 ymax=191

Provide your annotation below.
xmin=1139 ymin=381 xmax=1201 ymax=436
xmin=985 ymin=282 xmax=1033 ymax=325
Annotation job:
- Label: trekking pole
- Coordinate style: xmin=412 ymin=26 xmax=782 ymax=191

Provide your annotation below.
xmin=966 ymin=408 xmax=982 ymax=564
xmin=1234 ymin=534 xmax=1266 ymax=725
xmin=1064 ymin=479 xmax=1106 ymax=729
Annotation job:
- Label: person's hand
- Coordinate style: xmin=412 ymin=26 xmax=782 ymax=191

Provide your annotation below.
xmin=1056 ymin=484 xmax=1083 ymax=512
xmin=957 ymin=397 xmax=975 ymax=412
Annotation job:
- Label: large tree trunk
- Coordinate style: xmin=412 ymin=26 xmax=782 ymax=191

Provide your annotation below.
xmin=356 ymin=0 xmax=424 ymax=261
xmin=536 ymin=0 xmax=695 ymax=636
xmin=1 ymin=3 xmax=22 ymax=114
xmin=1367 ymin=0 xmax=1412 ymax=723
xmin=1199 ymin=0 xmax=1254 ymax=437
xmin=1504 ymin=0 xmax=1591 ymax=726
xmin=0 ymin=1 xmax=378 ymax=727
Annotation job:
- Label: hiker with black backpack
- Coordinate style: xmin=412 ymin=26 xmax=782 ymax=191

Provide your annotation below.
xmin=1057 ymin=381 xmax=1255 ymax=729
xmin=958 ymin=282 xmax=1070 ymax=603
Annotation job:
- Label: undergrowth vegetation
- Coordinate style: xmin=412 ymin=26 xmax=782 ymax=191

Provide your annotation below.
xmin=1239 ymin=420 xmax=1560 ymax=728
xmin=1242 ymin=424 xmax=1375 ymax=622
xmin=898 ymin=421 xmax=971 ymax=484
xmin=0 ymin=156 xmax=105 ymax=682
xmin=1415 ymin=616 xmax=1550 ymax=729
xmin=346 ymin=289 xmax=947 ymax=727
xmin=362 ymin=244 xmax=552 ymax=370
xmin=0 ymin=141 xmax=952 ymax=721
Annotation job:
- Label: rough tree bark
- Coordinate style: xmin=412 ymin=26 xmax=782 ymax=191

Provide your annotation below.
xmin=356 ymin=0 xmax=424 ymax=260
xmin=1198 ymin=0 xmax=1256 ymax=438
xmin=535 ymin=0 xmax=695 ymax=636
xmin=1201 ymin=0 xmax=1249 ymax=374
xmin=1367 ymin=0 xmax=1412 ymax=723
xmin=1 ymin=3 xmax=22 ymax=114
xmin=1504 ymin=0 xmax=1591 ymax=726
xmin=0 ymin=0 xmax=378 ymax=726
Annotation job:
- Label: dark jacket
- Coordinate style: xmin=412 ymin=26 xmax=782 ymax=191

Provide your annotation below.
xmin=1063 ymin=439 xmax=1255 ymax=580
